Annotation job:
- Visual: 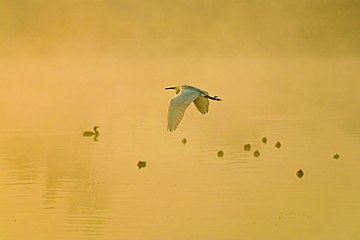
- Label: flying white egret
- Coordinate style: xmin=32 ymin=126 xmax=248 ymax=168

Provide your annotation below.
xmin=165 ymin=85 xmax=221 ymax=131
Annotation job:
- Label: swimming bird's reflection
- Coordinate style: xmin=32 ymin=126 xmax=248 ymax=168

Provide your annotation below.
xmin=83 ymin=126 xmax=100 ymax=141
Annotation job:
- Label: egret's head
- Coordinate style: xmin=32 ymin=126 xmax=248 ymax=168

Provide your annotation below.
xmin=165 ymin=86 xmax=181 ymax=94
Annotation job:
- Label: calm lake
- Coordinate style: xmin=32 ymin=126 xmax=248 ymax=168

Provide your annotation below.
xmin=0 ymin=56 xmax=359 ymax=240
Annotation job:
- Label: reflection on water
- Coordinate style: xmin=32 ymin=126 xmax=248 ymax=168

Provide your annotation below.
xmin=0 ymin=136 xmax=42 ymax=186
xmin=0 ymin=135 xmax=108 ymax=239
xmin=44 ymin=136 xmax=107 ymax=238
xmin=0 ymin=57 xmax=360 ymax=240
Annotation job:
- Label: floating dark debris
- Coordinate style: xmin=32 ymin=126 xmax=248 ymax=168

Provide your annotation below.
xmin=275 ymin=141 xmax=281 ymax=148
xmin=253 ymin=150 xmax=260 ymax=158
xmin=217 ymin=150 xmax=224 ymax=158
xmin=244 ymin=144 xmax=251 ymax=151
xmin=181 ymin=138 xmax=187 ymax=144
xmin=262 ymin=137 xmax=268 ymax=144
xmin=296 ymin=169 xmax=304 ymax=178
xmin=333 ymin=154 xmax=340 ymax=159
xmin=137 ymin=161 xmax=147 ymax=169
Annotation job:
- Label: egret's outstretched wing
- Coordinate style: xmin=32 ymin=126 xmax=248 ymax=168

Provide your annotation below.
xmin=167 ymin=88 xmax=200 ymax=131
xmin=193 ymin=96 xmax=209 ymax=114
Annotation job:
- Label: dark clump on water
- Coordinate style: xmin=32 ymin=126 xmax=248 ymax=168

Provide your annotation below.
xmin=296 ymin=169 xmax=304 ymax=178
xmin=217 ymin=150 xmax=224 ymax=158
xmin=262 ymin=137 xmax=267 ymax=144
xmin=181 ymin=138 xmax=187 ymax=144
xmin=275 ymin=141 xmax=281 ymax=148
xmin=137 ymin=161 xmax=147 ymax=169
xmin=333 ymin=154 xmax=340 ymax=159
xmin=244 ymin=144 xmax=251 ymax=151
xmin=253 ymin=150 xmax=260 ymax=157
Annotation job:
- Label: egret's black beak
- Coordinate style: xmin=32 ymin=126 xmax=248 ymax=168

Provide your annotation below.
xmin=165 ymin=87 xmax=176 ymax=90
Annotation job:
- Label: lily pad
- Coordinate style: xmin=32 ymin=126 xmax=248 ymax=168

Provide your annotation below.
xmin=137 ymin=161 xmax=147 ymax=169
xmin=217 ymin=150 xmax=224 ymax=158
xmin=253 ymin=150 xmax=260 ymax=157
xmin=296 ymin=169 xmax=304 ymax=178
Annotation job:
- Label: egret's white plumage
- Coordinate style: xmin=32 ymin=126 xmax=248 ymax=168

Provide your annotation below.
xmin=165 ymin=85 xmax=221 ymax=131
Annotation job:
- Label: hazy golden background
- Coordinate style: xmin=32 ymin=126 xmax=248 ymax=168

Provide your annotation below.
xmin=1 ymin=0 xmax=359 ymax=58
xmin=1 ymin=1 xmax=360 ymax=240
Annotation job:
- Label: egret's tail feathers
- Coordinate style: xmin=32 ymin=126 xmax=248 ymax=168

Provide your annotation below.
xmin=206 ymin=95 xmax=222 ymax=101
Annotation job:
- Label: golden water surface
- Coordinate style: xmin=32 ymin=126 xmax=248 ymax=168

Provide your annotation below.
xmin=1 ymin=1 xmax=360 ymax=240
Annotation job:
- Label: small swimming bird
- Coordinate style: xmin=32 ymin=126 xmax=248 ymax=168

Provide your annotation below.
xmin=165 ymin=85 xmax=221 ymax=131
xmin=83 ymin=126 xmax=100 ymax=137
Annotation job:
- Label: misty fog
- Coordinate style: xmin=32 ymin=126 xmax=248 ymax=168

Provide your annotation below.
xmin=0 ymin=0 xmax=359 ymax=57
